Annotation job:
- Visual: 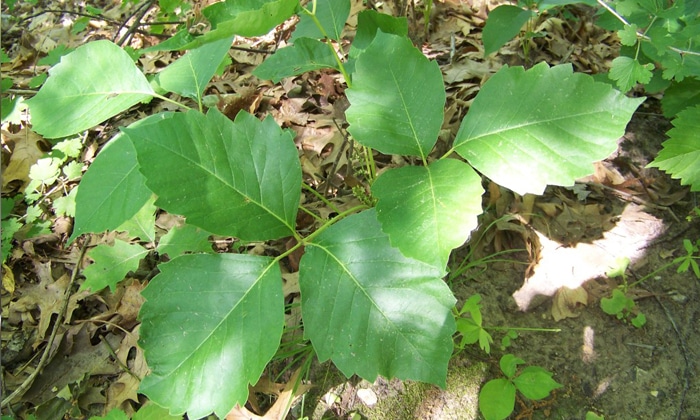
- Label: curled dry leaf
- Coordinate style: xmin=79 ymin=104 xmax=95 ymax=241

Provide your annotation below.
xmin=551 ymin=286 xmax=588 ymax=321
xmin=226 ymin=367 xmax=312 ymax=420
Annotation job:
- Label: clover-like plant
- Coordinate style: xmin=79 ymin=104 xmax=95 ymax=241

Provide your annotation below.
xmin=479 ymin=354 xmax=562 ymax=420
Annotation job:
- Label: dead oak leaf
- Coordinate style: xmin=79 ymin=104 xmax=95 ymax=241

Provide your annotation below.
xmin=8 ymin=261 xmax=89 ymax=343
xmin=106 ymin=325 xmax=148 ymax=410
xmin=1 ymin=127 xmax=45 ymax=192
xmin=226 ymin=367 xmax=312 ymax=420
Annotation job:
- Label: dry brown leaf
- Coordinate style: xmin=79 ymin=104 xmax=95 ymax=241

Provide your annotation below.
xmin=2 ymin=263 xmax=16 ymax=294
xmin=106 ymin=325 xmax=148 ymax=411
xmin=551 ymin=286 xmax=588 ymax=321
xmin=8 ymin=261 xmax=88 ymax=342
xmin=226 ymin=367 xmax=312 ymax=420
xmin=1 ymin=127 xmax=46 ymax=192
xmin=115 ymin=280 xmax=146 ymax=329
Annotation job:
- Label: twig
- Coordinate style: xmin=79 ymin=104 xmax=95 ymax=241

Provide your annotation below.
xmin=17 ymin=9 xmax=121 ymax=25
xmin=99 ymin=336 xmax=141 ymax=381
xmin=114 ymin=0 xmax=155 ymax=46
xmin=596 ymin=0 xmax=700 ymax=57
xmin=654 ymin=295 xmax=690 ymax=420
xmin=1 ymin=240 xmax=90 ymax=408
xmin=322 ymin=118 xmax=351 ymax=196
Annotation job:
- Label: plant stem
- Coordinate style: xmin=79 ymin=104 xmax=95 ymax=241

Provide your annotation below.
xmin=486 ymin=326 xmax=561 ymax=333
xmin=627 ymin=260 xmax=682 ymax=288
xmin=301 ymin=204 xmax=368 ymax=244
xmin=301 ymin=6 xmax=353 ymax=87
xmin=596 ymin=0 xmax=700 ymax=57
xmin=153 ymin=93 xmax=194 ymax=111
xmin=302 ymin=182 xmax=341 ymax=214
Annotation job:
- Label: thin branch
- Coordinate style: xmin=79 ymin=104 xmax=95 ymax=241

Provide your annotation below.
xmin=1 ymin=240 xmax=90 ymax=408
xmin=596 ymin=0 xmax=700 ymax=57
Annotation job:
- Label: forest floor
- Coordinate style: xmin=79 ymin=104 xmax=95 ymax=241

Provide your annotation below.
xmin=1 ymin=0 xmax=698 ymax=419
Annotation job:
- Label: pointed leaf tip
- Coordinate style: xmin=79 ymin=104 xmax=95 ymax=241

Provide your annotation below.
xmin=125 ymin=109 xmax=301 ymax=241
xmin=300 ymin=209 xmax=456 ymax=387
xmin=346 ymin=32 xmax=445 ymax=158
xmin=26 ymin=40 xmax=154 ymax=138
xmin=373 ymin=159 xmax=483 ymax=269
xmin=138 ymin=254 xmax=284 ymax=418
xmin=454 ymin=63 xmax=643 ymax=195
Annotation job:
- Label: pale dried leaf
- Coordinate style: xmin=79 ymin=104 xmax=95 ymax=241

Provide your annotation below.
xmin=226 ymin=367 xmax=312 ymax=420
xmin=551 ymin=286 xmax=588 ymax=321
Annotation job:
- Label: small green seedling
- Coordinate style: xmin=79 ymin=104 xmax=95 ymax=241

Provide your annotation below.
xmin=479 ymin=354 xmax=562 ymax=420
xmin=602 ymin=240 xmax=700 ymax=328
xmin=455 ymin=294 xmax=494 ymax=353
xmin=454 ymin=294 xmax=560 ymax=354
xmin=674 ymin=239 xmax=700 ymax=279
xmin=600 ymin=256 xmax=646 ymax=328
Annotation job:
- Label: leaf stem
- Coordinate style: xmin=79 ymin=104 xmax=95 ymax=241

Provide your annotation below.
xmin=300 ymin=5 xmax=353 ymax=87
xmin=301 ymin=204 xmax=368 ymax=244
xmin=152 ymin=93 xmax=194 ymax=111
xmin=302 ymin=182 xmax=341 ymax=214
xmin=299 ymin=204 xmax=325 ymax=223
xmin=486 ymin=326 xmax=561 ymax=333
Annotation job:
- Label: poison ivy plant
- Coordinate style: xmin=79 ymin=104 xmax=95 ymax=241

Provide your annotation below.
xmin=451 ymin=62 xmax=643 ymax=195
xmin=479 ymin=354 xmax=561 ymax=420
xmin=25 ymin=40 xmax=155 ymax=138
xmin=24 ymin=0 xmax=646 ymax=416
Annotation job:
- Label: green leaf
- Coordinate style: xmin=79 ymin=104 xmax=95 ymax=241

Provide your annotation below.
xmin=154 ymin=36 xmax=233 ymax=103
xmin=372 ymin=159 xmax=483 ymax=269
xmin=156 ymin=224 xmax=213 ymax=258
xmin=662 ymin=79 xmax=700 ymax=118
xmin=300 ymin=209 xmax=456 ymax=387
xmin=1 ymin=197 xmax=15 ymax=219
xmin=346 ymin=32 xmax=445 ymax=159
xmin=71 ymin=132 xmax=151 ymax=241
xmin=132 ymin=402 xmax=182 ymax=420
xmin=482 ymin=5 xmax=535 ymax=56
xmin=350 ymin=10 xmax=408 ymax=58
xmin=29 ymin=157 xmax=61 ymax=185
xmin=89 ymin=408 xmax=129 ymax=420
xmin=647 ymin=105 xmax=700 ymax=191
xmin=479 ymin=378 xmax=516 ymax=420
xmin=179 ymin=0 xmax=299 ymax=49
xmin=499 ymin=354 xmax=524 ymax=378
xmin=513 ymin=366 xmax=562 ymax=400
xmin=2 ymin=218 xmax=22 ymax=263
xmin=456 ymin=318 xmax=481 ymax=346
xmin=26 ymin=40 xmax=154 ymax=138
xmin=293 ymin=0 xmax=350 ymax=41
xmin=617 ymin=24 xmax=639 ymax=46
xmin=454 ymin=63 xmax=644 ymax=195
xmin=62 ymin=161 xmax=84 ymax=179
xmin=479 ymin=329 xmax=494 ymax=354
xmin=115 ymin=197 xmax=156 ymax=242
xmin=52 ymin=187 xmax=78 ymax=217
xmin=53 ymin=138 xmax=83 ymax=158
xmin=28 ymin=73 xmax=47 ymax=89
xmin=138 ymin=253 xmax=284 ymax=418
xmin=253 ymin=38 xmax=339 ymax=83
xmin=125 ymin=109 xmax=301 ymax=241
xmin=609 ymin=56 xmax=654 ymax=92
xmin=600 ymin=289 xmax=632 ymax=315
xmin=81 ymin=239 xmax=149 ymax=292
xmin=631 ymin=312 xmax=647 ymax=328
